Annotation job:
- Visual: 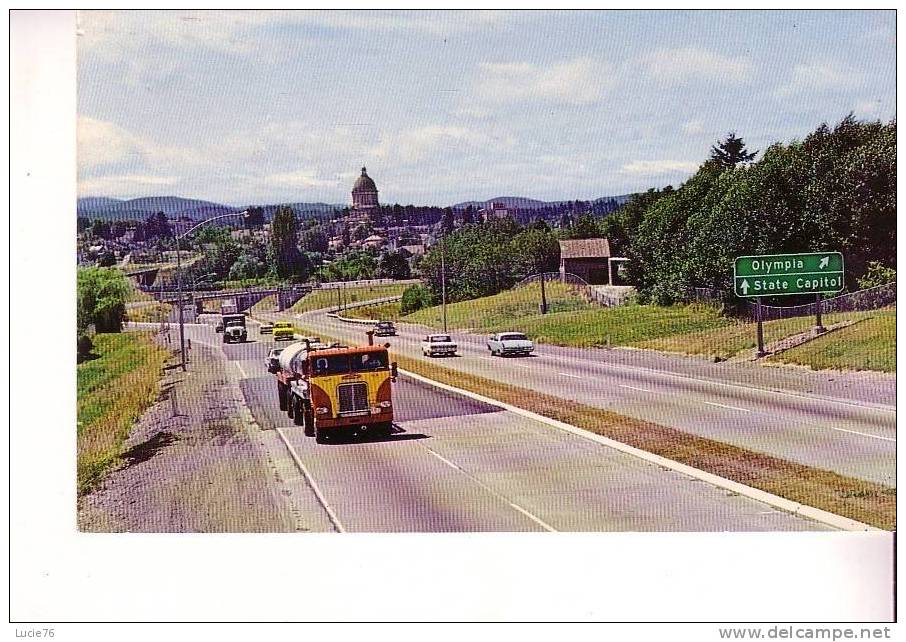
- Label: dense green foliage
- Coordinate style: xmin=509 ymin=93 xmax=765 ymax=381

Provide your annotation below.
xmin=606 ymin=116 xmax=896 ymax=303
xmin=856 ymin=261 xmax=896 ymax=290
xmin=269 ymin=206 xmax=310 ymax=280
xmin=400 ymin=284 xmax=434 ymax=314
xmin=419 ymin=218 xmax=560 ymax=303
xmin=77 ymin=267 xmax=131 ymax=335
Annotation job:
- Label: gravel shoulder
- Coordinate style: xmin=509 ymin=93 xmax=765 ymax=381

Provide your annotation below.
xmin=78 ymin=334 xmax=313 ymax=533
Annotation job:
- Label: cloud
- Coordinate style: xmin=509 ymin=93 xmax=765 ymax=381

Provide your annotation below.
xmin=263 ymin=170 xmax=340 ymax=188
xmin=372 ymin=125 xmax=495 ymax=165
xmin=773 ymin=61 xmax=862 ymax=97
xmin=645 ymin=47 xmax=752 ymax=84
xmin=474 ymin=57 xmax=612 ymax=105
xmin=682 ymin=120 xmax=704 ymax=135
xmin=77 ymin=174 xmax=180 ymax=196
xmin=78 ymin=115 xmax=202 ymax=173
xmin=621 ymin=160 xmax=699 ymax=175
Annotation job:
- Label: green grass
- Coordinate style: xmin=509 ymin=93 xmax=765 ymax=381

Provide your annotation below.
xmin=768 ymin=310 xmax=896 ymax=372
xmin=403 ymin=284 xmax=729 ymax=347
xmin=404 ymin=282 xmax=593 ymax=331
xmin=341 ymin=301 xmax=403 ymax=320
xmin=290 ymin=283 xmax=410 ymax=314
xmin=77 ymin=332 xmax=170 ymax=494
xmin=638 ymin=309 xmax=878 ymax=361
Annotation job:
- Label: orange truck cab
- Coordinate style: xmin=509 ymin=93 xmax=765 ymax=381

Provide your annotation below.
xmin=276 ymin=335 xmax=398 ymax=443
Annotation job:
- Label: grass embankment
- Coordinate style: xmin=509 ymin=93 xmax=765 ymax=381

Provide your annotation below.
xmin=768 ymin=310 xmax=896 ymax=373
xmin=402 ymin=283 xmax=729 ymax=346
xmin=250 ymin=294 xmax=278 ymax=314
xmin=77 ymin=332 xmax=170 ymax=495
xmin=290 ymin=283 xmax=410 ymax=314
xmin=638 ymin=309 xmax=878 ymax=361
xmin=293 ymin=322 xmax=895 ymax=529
xmin=342 ymin=301 xmax=403 ymax=320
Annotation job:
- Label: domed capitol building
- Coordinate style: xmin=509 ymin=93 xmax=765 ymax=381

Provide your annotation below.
xmin=350 ymin=166 xmax=379 ymax=221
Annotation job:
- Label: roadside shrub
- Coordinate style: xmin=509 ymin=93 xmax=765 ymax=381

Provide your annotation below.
xmin=857 ymin=262 xmax=896 ymax=290
xmin=400 ymin=284 xmax=434 ymax=314
xmin=77 ymin=334 xmax=94 ymax=363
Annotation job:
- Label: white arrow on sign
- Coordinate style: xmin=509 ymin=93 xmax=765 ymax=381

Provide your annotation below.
xmin=819 ymin=256 xmax=829 ymax=270
xmin=740 ymin=279 xmax=750 ymax=295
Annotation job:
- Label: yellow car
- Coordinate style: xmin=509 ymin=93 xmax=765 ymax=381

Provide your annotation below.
xmin=273 ymin=321 xmax=296 ymax=341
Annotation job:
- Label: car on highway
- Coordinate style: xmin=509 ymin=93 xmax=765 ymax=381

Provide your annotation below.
xmin=273 ymin=321 xmax=295 ymax=341
xmin=265 ymin=347 xmax=284 ymax=373
xmin=421 ymin=334 xmax=457 ymax=357
xmin=260 ymin=322 xmax=274 ymax=334
xmin=374 ymin=321 xmax=397 ymax=337
xmin=487 ymin=332 xmax=535 ymax=357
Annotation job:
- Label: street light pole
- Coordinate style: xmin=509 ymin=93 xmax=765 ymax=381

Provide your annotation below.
xmin=441 ymin=231 xmax=447 ymax=333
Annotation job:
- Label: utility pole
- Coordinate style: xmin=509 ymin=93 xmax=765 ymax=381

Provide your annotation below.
xmin=755 ymin=297 xmax=765 ymax=357
xmin=815 ymin=293 xmax=826 ymax=334
xmin=441 ymin=231 xmax=448 ymax=333
xmin=175 ymin=234 xmax=186 ymax=371
xmin=539 ymin=270 xmax=548 ymax=314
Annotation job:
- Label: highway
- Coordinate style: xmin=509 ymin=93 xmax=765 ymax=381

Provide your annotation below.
xmin=253 ymin=307 xmax=896 ymax=487
xmin=178 ymin=319 xmax=830 ymax=532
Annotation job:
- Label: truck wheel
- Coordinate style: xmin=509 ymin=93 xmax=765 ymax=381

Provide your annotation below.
xmin=277 ymin=382 xmax=288 ymax=411
xmin=315 ymin=426 xmax=328 ymax=444
xmin=293 ymin=398 xmax=304 ymax=426
xmin=287 ymin=393 xmax=295 ymax=418
xmin=303 ymin=407 xmax=315 ymax=437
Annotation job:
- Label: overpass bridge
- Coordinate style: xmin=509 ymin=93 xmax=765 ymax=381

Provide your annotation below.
xmin=143 ymin=284 xmax=312 ymax=312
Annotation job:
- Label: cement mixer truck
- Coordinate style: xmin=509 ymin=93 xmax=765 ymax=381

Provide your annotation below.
xmin=274 ymin=332 xmax=398 ymax=443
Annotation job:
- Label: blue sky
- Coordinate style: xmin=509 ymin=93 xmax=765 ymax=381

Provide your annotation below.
xmin=76 ymin=10 xmax=896 ymax=206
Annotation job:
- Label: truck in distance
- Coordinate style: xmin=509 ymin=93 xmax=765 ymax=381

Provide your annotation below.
xmin=421 ymin=334 xmax=457 ymax=357
xmin=221 ymin=313 xmax=247 ymax=344
xmin=272 ymin=321 xmax=295 ymax=341
xmin=487 ymin=332 xmax=534 ymax=357
xmin=274 ymin=332 xmax=398 ymax=443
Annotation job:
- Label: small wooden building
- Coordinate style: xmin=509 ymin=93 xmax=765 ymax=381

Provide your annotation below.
xmin=558 ymin=238 xmax=614 ymax=284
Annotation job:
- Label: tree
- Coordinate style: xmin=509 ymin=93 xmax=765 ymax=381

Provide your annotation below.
xmin=77 ymin=217 xmax=91 ymax=233
xmin=377 ymin=251 xmax=412 ymax=279
xmin=145 ymin=211 xmax=171 ymax=240
xmin=400 ymin=284 xmax=434 ymax=313
xmin=299 ymin=227 xmax=329 ymax=254
xmin=244 ymin=206 xmax=265 ymax=228
xmin=269 ymin=206 xmax=307 ymax=280
xmin=440 ymin=207 xmax=455 ymax=235
xmin=462 ymin=205 xmax=475 ymax=225
xmin=89 ymin=219 xmax=111 ymax=240
xmin=710 ymin=132 xmax=757 ymax=169
xmin=77 ymin=267 xmax=131 ymax=335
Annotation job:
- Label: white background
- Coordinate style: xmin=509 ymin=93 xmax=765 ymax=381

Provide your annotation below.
xmin=7 ymin=5 xmax=900 ymax=637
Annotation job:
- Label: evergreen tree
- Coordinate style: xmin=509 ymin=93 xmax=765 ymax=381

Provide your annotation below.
xmin=709 ymin=132 xmax=758 ymax=168
xmin=269 ymin=206 xmax=306 ymax=279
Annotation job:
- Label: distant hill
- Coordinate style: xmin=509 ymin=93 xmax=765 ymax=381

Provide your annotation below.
xmin=77 ymin=196 xmax=344 ymax=222
xmin=451 ymin=194 xmax=635 ymax=210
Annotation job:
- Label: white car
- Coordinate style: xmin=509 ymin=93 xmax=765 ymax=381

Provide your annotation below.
xmin=421 ymin=334 xmax=457 ymax=357
xmin=264 ymin=347 xmax=284 ymax=373
xmin=487 ymin=332 xmax=534 ymax=357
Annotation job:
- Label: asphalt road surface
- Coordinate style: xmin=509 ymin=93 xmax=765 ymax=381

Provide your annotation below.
xmin=177 ymin=317 xmax=831 ymax=532
xmin=250 ymin=308 xmax=897 ymax=488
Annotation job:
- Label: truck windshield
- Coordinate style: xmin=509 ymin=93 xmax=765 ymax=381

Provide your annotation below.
xmin=431 ymin=335 xmax=451 ymax=342
xmin=501 ymin=333 xmax=528 ymax=341
xmin=310 ymin=355 xmax=350 ymax=376
xmin=352 ymin=351 xmax=389 ymax=371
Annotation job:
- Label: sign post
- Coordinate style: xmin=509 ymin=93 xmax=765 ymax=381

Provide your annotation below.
xmin=733 ymin=252 xmax=844 ymax=356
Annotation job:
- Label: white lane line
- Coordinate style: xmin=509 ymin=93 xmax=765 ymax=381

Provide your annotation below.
xmin=424 ymin=448 xmax=557 ymax=532
xmin=620 ymin=384 xmax=653 ymax=393
xmin=273 ymin=426 xmax=346 ymax=533
xmin=833 ymin=427 xmax=896 ymax=443
xmin=703 ymin=400 xmax=752 ymax=413
xmin=558 ymin=373 xmax=581 ymax=379
xmin=513 ymin=363 xmax=533 ymax=369
xmin=234 ymin=361 xmax=248 ymax=379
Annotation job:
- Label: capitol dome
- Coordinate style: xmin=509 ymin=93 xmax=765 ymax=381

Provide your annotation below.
xmin=352 ymin=167 xmax=377 ymax=193
xmin=351 ymin=166 xmax=379 ymax=210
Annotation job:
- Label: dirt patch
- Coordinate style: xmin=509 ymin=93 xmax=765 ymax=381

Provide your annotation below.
xmin=78 ymin=339 xmax=305 ymax=533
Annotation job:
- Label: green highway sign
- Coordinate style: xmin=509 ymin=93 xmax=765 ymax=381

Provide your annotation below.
xmin=733 ymin=252 xmax=844 ymax=298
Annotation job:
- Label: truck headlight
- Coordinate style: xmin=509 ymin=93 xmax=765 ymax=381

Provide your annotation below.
xmin=378 ymin=401 xmax=392 ymax=408
xmin=315 ymin=407 xmax=329 ymax=415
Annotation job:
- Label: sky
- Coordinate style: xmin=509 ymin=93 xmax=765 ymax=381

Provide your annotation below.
xmin=76 ymin=10 xmax=896 ymax=207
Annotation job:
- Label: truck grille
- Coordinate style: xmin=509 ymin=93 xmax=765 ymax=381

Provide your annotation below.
xmin=338 ymin=382 xmax=369 ymax=415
